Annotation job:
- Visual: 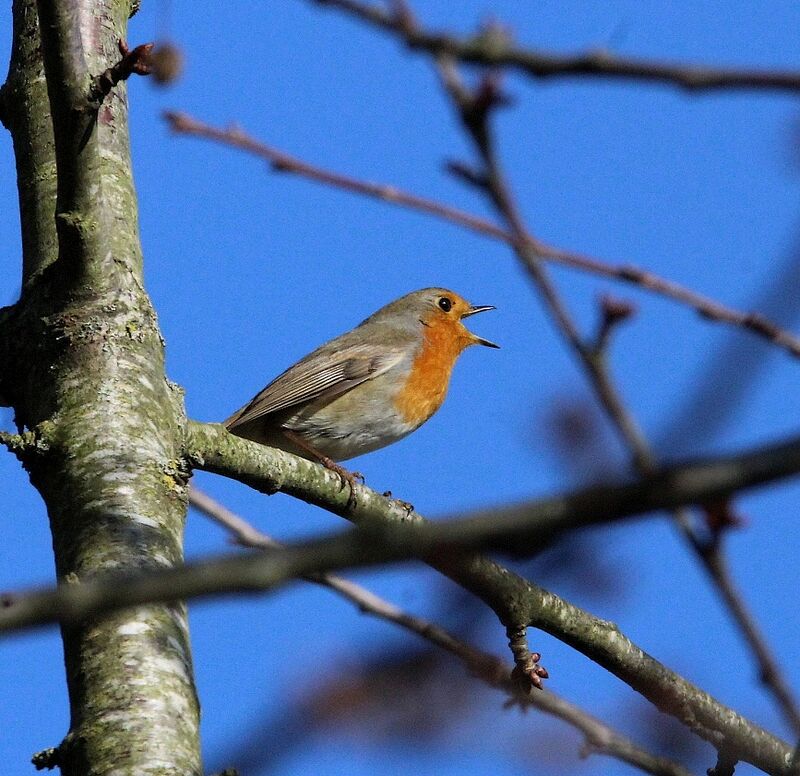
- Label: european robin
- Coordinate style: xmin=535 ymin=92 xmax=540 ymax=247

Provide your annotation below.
xmin=225 ymin=287 xmax=498 ymax=504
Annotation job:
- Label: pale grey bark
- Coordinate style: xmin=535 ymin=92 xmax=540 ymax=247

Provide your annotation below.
xmin=0 ymin=1 xmax=201 ymax=773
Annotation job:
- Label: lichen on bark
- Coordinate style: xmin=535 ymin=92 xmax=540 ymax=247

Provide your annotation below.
xmin=1 ymin=1 xmax=201 ymax=773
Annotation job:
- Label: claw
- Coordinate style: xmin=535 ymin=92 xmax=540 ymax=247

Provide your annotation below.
xmin=280 ymin=429 xmax=363 ymax=510
xmin=320 ymin=457 xmax=362 ymax=510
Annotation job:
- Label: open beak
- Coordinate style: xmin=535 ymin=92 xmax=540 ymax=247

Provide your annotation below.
xmin=462 ymin=304 xmax=500 ymax=348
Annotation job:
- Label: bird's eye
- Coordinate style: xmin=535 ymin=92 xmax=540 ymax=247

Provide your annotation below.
xmin=438 ymin=297 xmax=452 ymax=312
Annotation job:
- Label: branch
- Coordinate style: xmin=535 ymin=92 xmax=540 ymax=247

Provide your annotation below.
xmin=436 ymin=55 xmax=653 ymax=469
xmin=164 ymin=111 xmax=800 ymax=360
xmin=88 ymin=39 xmax=154 ymax=106
xmin=433 ymin=54 xmax=800 ymax=738
xmin=189 ymin=487 xmax=692 ymax=776
xmin=314 ymin=0 xmax=800 ymax=93
xmin=2 ymin=426 xmax=797 ymax=771
xmin=184 ymin=423 xmax=800 ymax=556
xmin=19 ymin=1 xmax=200 ymax=772
xmin=702 ymin=539 xmax=800 ymax=734
xmin=184 ymin=422 xmax=800 ymax=774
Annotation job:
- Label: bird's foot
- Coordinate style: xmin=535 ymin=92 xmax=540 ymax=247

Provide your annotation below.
xmin=320 ymin=456 xmax=363 ymax=509
xmin=280 ymin=429 xmax=363 ymax=509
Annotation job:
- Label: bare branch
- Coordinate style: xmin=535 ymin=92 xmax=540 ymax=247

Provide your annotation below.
xmin=314 ymin=0 xmax=800 ymax=93
xmin=592 ymin=295 xmax=637 ymax=356
xmin=701 ymin=539 xmax=800 ymax=734
xmin=2 ymin=424 xmax=797 ymax=772
xmin=183 ymin=423 xmax=800 ymax=557
xmin=164 ymin=111 xmax=800 ymax=360
xmin=435 ymin=54 xmax=654 ymax=473
xmin=183 ymin=414 xmax=800 ymax=767
xmin=163 ymin=111 xmax=510 ymax=240
xmin=432 ymin=49 xmax=800 ymax=739
xmin=189 ymin=486 xmax=694 ymax=776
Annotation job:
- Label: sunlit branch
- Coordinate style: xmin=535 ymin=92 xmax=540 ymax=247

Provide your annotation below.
xmin=189 ymin=487 xmax=692 ymax=776
xmin=2 ymin=421 xmax=798 ymax=771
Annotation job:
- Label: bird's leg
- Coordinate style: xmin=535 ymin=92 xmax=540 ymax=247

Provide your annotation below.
xmin=281 ymin=430 xmax=363 ymax=509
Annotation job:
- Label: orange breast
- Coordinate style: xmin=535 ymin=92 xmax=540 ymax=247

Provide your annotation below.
xmin=393 ymin=319 xmax=470 ymax=428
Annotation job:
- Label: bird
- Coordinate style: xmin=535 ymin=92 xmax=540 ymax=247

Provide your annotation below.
xmin=224 ymin=287 xmax=498 ymax=505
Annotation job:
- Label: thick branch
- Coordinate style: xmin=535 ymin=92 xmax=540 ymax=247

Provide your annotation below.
xmin=189 ymin=487 xmax=692 ymax=776
xmin=314 ymin=0 xmax=800 ymax=93
xmin=2 ymin=423 xmax=796 ymax=772
xmin=180 ymin=422 xmax=800 ymax=559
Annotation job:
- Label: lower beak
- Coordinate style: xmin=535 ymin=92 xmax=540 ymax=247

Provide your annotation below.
xmin=462 ymin=304 xmax=499 ymax=348
xmin=473 ymin=335 xmax=500 ymax=349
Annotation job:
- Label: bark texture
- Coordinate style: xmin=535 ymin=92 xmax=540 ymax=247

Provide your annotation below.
xmin=1 ymin=1 xmax=201 ymax=773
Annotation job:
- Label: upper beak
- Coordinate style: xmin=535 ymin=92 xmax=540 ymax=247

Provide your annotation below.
xmin=461 ymin=304 xmax=500 ymax=348
xmin=462 ymin=304 xmax=495 ymax=318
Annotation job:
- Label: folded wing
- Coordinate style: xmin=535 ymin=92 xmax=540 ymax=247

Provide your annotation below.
xmin=225 ymin=344 xmax=406 ymax=429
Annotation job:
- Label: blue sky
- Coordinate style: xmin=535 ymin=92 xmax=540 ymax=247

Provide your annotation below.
xmin=2 ymin=2 xmax=800 ymax=774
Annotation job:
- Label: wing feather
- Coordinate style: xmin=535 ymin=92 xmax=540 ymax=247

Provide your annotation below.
xmin=225 ymin=345 xmax=405 ymax=429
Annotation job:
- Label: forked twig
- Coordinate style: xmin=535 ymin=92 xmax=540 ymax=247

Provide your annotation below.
xmin=315 ymin=0 xmax=800 ymax=93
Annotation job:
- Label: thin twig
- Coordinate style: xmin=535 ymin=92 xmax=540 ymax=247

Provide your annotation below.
xmin=188 ymin=487 xmax=692 ymax=776
xmin=164 ymin=111 xmax=800 ymax=360
xmin=433 ymin=52 xmax=800 ymax=738
xmin=592 ymin=295 xmax=637 ymax=356
xmin=702 ymin=539 xmax=800 ymax=734
xmin=435 ymin=56 xmax=654 ymax=472
xmin=314 ymin=0 xmax=800 ymax=93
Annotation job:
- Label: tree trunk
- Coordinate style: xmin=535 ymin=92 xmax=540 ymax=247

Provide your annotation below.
xmin=0 ymin=1 xmax=201 ymax=773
